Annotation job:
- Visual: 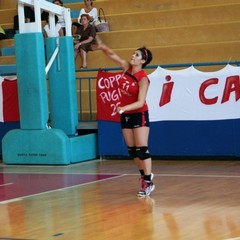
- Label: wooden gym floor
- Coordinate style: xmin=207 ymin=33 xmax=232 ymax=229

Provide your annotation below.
xmin=0 ymin=158 xmax=240 ymax=240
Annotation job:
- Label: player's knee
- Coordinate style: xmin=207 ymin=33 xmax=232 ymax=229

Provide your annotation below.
xmin=136 ymin=146 xmax=151 ymax=160
xmin=128 ymin=146 xmax=137 ymax=159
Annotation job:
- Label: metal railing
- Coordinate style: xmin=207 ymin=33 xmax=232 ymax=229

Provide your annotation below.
xmin=75 ymin=61 xmax=240 ymax=123
xmin=77 ymin=76 xmax=96 ymax=122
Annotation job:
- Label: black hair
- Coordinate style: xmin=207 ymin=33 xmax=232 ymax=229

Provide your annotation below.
xmin=137 ymin=47 xmax=153 ymax=68
xmin=46 ymin=14 xmax=59 ymax=24
xmin=52 ymin=0 xmax=63 ymax=6
xmin=72 ymin=22 xmax=81 ymax=28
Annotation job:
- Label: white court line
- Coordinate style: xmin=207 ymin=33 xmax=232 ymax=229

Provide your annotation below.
xmin=0 ymin=183 xmax=13 ymax=187
xmin=0 ymin=159 xmax=102 ymax=168
xmin=0 ymin=172 xmax=240 ymax=204
xmin=0 ymin=198 xmax=23 ymax=204
xmin=126 ymin=173 xmax=240 ymax=178
xmin=225 ymin=237 xmax=240 ymax=240
xmin=158 ymin=173 xmax=240 ymax=178
xmin=0 ymin=174 xmax=124 ymax=204
xmin=1 ymin=171 xmax=240 ymax=178
xmin=0 ymin=171 xmax=122 ymax=175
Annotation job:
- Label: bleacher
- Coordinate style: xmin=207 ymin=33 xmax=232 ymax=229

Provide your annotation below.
xmin=1 ymin=0 xmax=240 ymax=118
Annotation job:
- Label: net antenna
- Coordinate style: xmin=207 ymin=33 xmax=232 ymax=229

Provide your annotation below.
xmin=17 ymin=0 xmax=72 ymax=73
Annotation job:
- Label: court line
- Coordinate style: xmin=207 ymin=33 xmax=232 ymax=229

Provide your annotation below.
xmin=0 ymin=171 xmax=122 ymax=175
xmin=0 ymin=159 xmax=102 ymax=168
xmin=1 ymin=173 xmax=240 ymax=204
xmin=0 ymin=198 xmax=23 ymax=204
xmin=0 ymin=183 xmax=13 ymax=187
xmin=126 ymin=173 xmax=240 ymax=178
xmin=158 ymin=173 xmax=240 ymax=178
xmin=0 ymin=175 xmax=124 ymax=205
xmin=225 ymin=237 xmax=240 ymax=240
xmin=1 ymin=171 xmax=240 ymax=178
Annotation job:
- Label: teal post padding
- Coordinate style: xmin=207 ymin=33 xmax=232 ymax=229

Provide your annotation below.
xmin=46 ymin=37 xmax=78 ymax=136
xmin=14 ymin=33 xmax=49 ymax=130
xmin=2 ymin=34 xmax=98 ymax=165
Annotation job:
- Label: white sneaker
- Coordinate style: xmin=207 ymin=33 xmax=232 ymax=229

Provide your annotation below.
xmin=139 ymin=173 xmax=154 ymax=192
xmin=137 ymin=181 xmax=155 ymax=197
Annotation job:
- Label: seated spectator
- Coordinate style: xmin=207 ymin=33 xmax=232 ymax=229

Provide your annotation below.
xmin=71 ymin=22 xmax=81 ymax=45
xmin=77 ymin=0 xmax=98 ymax=25
xmin=74 ymin=14 xmax=96 ymax=69
xmin=13 ymin=6 xmax=48 ymax=34
xmin=43 ymin=14 xmax=64 ymax=39
xmin=0 ymin=25 xmax=7 ymax=40
xmin=52 ymin=0 xmax=66 ymax=35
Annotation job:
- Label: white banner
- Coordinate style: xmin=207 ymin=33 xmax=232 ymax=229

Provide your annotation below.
xmin=147 ymin=64 xmax=240 ymax=121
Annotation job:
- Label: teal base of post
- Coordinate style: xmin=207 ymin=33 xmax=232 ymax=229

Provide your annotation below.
xmin=70 ymin=133 xmax=98 ymax=163
xmin=2 ymin=130 xmax=98 ymax=165
xmin=2 ymin=129 xmax=70 ymax=164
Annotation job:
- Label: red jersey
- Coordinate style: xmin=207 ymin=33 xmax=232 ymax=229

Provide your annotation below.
xmin=119 ymin=69 xmax=149 ymax=114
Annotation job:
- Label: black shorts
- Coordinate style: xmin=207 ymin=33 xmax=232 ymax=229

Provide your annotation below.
xmin=120 ymin=111 xmax=149 ymax=129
